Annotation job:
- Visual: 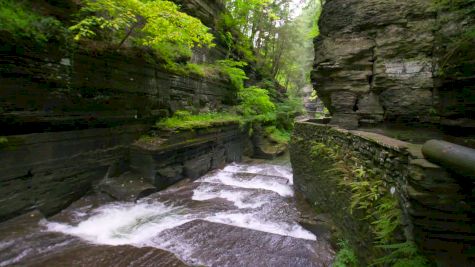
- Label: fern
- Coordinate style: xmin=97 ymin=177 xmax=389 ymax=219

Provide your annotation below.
xmin=372 ymin=242 xmax=430 ymax=267
xmin=333 ymin=240 xmax=359 ymax=267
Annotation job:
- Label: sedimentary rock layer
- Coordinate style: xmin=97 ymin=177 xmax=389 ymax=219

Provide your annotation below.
xmin=313 ymin=0 xmax=475 ymax=128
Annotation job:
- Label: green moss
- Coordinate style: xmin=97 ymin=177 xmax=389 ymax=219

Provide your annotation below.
xmin=434 ymin=0 xmax=475 ymax=78
xmin=264 ymin=126 xmax=291 ymax=145
xmin=0 ymin=137 xmax=7 ymax=144
xmin=155 ymin=110 xmax=242 ymax=131
xmin=0 ymin=136 xmax=25 ymax=151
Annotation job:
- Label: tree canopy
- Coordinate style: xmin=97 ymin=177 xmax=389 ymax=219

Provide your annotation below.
xmin=70 ymin=0 xmax=215 ymax=63
xmin=221 ymin=0 xmax=322 ymax=95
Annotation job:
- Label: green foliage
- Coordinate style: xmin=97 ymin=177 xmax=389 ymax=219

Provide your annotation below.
xmin=70 ymin=0 xmax=214 ymax=63
xmin=0 ymin=137 xmax=8 ymax=145
xmin=0 ymin=0 xmax=65 ymax=44
xmin=155 ymin=110 xmax=242 ymax=131
xmin=371 ymin=196 xmax=402 ymax=244
xmin=433 ymin=0 xmax=475 ymax=9
xmin=308 ymin=141 xmax=430 ymax=265
xmin=238 ymin=86 xmax=276 ymax=123
xmin=264 ymin=126 xmax=291 ymax=145
xmin=373 ymin=242 xmax=430 ymax=267
xmin=276 ymin=97 xmax=304 ymax=130
xmin=333 ymin=240 xmax=358 ymax=267
xmin=310 ymin=142 xmax=338 ymax=161
xmin=434 ymin=0 xmax=475 ymax=77
xmin=215 ymin=60 xmax=248 ymax=90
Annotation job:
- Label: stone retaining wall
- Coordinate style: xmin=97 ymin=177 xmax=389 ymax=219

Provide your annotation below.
xmin=290 ymin=121 xmax=474 ymax=266
xmin=130 ymin=123 xmax=248 ymax=189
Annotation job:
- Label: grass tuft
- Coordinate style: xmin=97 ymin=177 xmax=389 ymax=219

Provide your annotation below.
xmin=155 ymin=110 xmax=242 ymax=131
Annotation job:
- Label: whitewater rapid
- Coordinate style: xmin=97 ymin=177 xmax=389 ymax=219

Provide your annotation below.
xmin=0 ymin=162 xmax=335 ymax=267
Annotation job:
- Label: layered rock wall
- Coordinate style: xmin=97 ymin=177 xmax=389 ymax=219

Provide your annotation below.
xmin=0 ymin=49 xmax=234 ymax=136
xmin=313 ymin=0 xmax=475 ymax=129
xmin=0 ymin=0 xmax=239 ymax=222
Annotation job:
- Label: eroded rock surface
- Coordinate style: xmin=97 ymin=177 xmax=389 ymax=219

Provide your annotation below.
xmin=313 ymin=0 xmax=475 ymax=129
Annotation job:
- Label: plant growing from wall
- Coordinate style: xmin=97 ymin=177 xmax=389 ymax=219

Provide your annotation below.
xmin=333 ymin=240 xmax=358 ymax=267
xmin=215 ymin=59 xmax=248 ymax=90
xmin=309 ymin=141 xmax=430 ymax=266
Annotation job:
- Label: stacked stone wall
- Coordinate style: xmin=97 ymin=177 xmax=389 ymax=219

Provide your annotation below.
xmin=291 ymin=121 xmax=474 ymax=266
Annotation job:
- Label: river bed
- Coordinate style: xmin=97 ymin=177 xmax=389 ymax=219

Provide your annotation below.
xmin=0 ymin=161 xmax=334 ymax=266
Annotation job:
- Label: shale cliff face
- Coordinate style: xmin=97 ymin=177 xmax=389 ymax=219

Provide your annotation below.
xmin=0 ymin=0 xmax=241 ymax=222
xmin=313 ymin=0 xmax=475 ymax=129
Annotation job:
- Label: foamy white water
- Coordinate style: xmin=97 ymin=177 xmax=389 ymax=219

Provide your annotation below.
xmin=199 ymin=171 xmax=293 ymax=197
xmin=192 ymin=183 xmax=270 ymax=209
xmin=43 ymin=162 xmax=318 ymax=265
xmin=205 ymin=212 xmax=316 ymax=240
xmin=45 ymin=202 xmax=192 ymax=246
xmin=223 ymin=163 xmax=294 ymax=184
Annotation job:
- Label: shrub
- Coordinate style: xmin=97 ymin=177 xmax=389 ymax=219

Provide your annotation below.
xmin=215 ymin=59 xmax=248 ymax=90
xmin=265 ymin=126 xmax=291 ymax=145
xmin=0 ymin=0 xmax=65 ymax=44
xmin=70 ymin=0 xmax=214 ymax=62
xmin=238 ymin=86 xmax=276 ymax=123
xmin=276 ymin=97 xmax=304 ymax=130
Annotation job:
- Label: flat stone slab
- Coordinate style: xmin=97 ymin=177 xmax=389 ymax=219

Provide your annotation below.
xmin=155 ymin=220 xmax=334 ymax=267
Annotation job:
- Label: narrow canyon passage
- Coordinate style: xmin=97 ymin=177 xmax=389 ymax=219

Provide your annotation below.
xmin=0 ymin=161 xmax=334 ymax=267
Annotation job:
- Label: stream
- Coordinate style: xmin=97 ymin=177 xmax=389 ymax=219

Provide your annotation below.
xmin=0 ymin=161 xmax=334 ymax=266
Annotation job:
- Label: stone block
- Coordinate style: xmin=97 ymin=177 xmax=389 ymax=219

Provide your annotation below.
xmin=184 ymin=153 xmax=212 ymax=179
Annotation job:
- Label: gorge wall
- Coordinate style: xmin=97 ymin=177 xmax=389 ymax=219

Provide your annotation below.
xmin=0 ymin=0 xmax=242 ymax=222
xmin=312 ymin=0 xmax=475 ymax=129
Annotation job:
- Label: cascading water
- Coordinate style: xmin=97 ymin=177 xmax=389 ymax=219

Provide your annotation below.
xmin=0 ymin=162 xmax=334 ymax=267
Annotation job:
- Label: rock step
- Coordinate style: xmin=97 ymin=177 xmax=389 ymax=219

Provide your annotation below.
xmin=154 ymin=219 xmax=334 ymax=267
xmin=98 ymin=171 xmax=157 ymax=202
xmin=222 ymin=164 xmax=292 ymax=179
xmin=199 ymin=171 xmax=293 ymax=197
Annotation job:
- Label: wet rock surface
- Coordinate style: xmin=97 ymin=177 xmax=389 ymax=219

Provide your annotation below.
xmin=0 ymin=162 xmax=334 ymax=267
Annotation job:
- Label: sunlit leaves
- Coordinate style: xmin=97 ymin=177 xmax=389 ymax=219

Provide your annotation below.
xmin=70 ymin=0 xmax=214 ymax=61
xmin=238 ymin=86 xmax=276 ymax=122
